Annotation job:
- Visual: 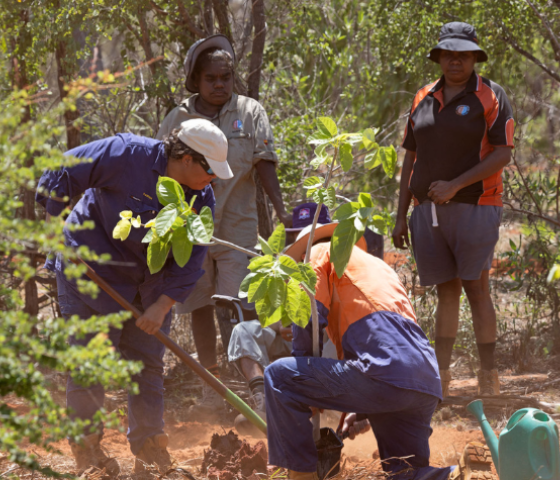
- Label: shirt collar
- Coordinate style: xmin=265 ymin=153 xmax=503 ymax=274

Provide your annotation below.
xmin=153 ymin=142 xmax=168 ymax=176
xmin=183 ymin=93 xmax=239 ymax=118
xmin=429 ymin=71 xmax=479 ymax=94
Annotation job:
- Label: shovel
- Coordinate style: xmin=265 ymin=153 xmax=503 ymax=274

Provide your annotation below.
xmin=71 ymin=257 xmax=267 ymax=436
xmin=316 ymin=413 xmax=351 ymax=480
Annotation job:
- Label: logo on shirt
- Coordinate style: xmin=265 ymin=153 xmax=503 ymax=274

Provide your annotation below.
xmin=299 ymin=208 xmax=310 ymax=220
xmin=456 ymin=105 xmax=470 ymax=116
xmin=233 ymin=119 xmax=243 ymax=130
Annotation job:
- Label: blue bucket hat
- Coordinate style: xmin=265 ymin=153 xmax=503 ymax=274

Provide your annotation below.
xmin=428 ymin=22 xmax=488 ymax=63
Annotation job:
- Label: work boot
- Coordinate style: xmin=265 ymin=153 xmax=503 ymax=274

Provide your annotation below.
xmin=477 ymin=369 xmax=500 ymax=396
xmin=134 ymin=433 xmax=172 ymax=473
xmin=234 ymin=390 xmax=266 ymax=437
xmin=448 ymin=442 xmax=496 ymax=480
xmin=440 ymin=369 xmax=452 ymax=397
xmin=188 ymin=382 xmax=226 ymax=419
xmin=288 ymin=471 xmax=320 ymax=480
xmin=70 ymin=433 xmax=120 ymax=476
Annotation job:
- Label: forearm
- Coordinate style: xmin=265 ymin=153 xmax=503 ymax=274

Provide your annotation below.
xmin=154 ymin=294 xmax=175 ymax=312
xmin=254 ymin=160 xmax=288 ymax=218
xmin=396 ymin=151 xmax=415 ymax=220
xmin=450 ymin=147 xmax=511 ymax=191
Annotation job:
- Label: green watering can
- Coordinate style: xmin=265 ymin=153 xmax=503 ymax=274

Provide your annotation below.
xmin=467 ymin=400 xmax=560 ymax=480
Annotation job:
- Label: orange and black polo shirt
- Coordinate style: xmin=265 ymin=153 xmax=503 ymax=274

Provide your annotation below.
xmin=402 ymin=71 xmax=514 ymax=206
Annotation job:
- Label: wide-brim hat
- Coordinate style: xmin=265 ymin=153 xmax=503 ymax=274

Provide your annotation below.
xmin=184 ymin=34 xmax=235 ymax=93
xmin=283 ymin=223 xmax=367 ymax=262
xmin=428 ymin=22 xmax=488 ymax=63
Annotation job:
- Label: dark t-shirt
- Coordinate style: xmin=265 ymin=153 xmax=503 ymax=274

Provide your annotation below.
xmin=402 ymin=72 xmax=514 ymax=206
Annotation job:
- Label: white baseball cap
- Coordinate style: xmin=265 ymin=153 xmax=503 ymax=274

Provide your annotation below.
xmin=177 ymin=119 xmax=233 ymax=180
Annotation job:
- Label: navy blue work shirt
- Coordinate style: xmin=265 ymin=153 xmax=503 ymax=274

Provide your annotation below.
xmin=36 ymin=133 xmax=215 ymax=315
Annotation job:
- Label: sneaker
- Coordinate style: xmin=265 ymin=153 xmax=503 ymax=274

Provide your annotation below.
xmin=70 ymin=433 xmax=120 ymax=476
xmin=440 ymin=369 xmax=452 ymax=397
xmin=477 ymin=369 xmax=500 ymax=396
xmin=134 ymin=433 xmax=172 ymax=473
xmin=188 ymin=382 xmax=226 ymax=418
xmin=234 ymin=391 xmax=266 ymax=437
xmin=449 ymin=442 xmax=496 ymax=480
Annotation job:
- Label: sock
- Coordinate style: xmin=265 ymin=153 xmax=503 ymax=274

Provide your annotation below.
xmin=248 ymin=376 xmax=264 ymax=395
xmin=207 ymin=364 xmax=220 ymax=379
xmin=477 ymin=342 xmax=496 ymax=371
xmin=435 ymin=337 xmax=455 ymax=370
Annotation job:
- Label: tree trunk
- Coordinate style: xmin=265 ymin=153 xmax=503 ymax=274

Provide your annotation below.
xmin=247 ymin=0 xmax=272 ymax=238
xmin=11 ymin=10 xmax=39 ymax=317
xmin=212 ymin=0 xmax=232 ymax=42
xmin=55 ymin=40 xmax=81 ymax=149
xmin=203 ymin=0 xmax=214 ymax=34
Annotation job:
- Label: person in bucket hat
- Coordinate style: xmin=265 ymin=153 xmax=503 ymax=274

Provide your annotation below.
xmin=393 ymin=21 xmax=515 ymax=397
xmin=35 ymin=119 xmax=229 ymax=474
xmin=262 ymin=205 xmax=493 ymax=480
xmin=156 ymin=34 xmax=291 ymax=418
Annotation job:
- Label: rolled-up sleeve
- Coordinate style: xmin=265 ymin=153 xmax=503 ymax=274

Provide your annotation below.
xmin=252 ymin=104 xmax=278 ymax=165
xmin=36 ymin=136 xmax=127 ymax=216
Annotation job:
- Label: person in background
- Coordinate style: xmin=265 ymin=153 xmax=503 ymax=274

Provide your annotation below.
xmin=36 ymin=120 xmax=231 ymax=474
xmin=156 ymin=35 xmax=292 ymax=416
xmin=392 ymin=22 xmax=514 ymax=396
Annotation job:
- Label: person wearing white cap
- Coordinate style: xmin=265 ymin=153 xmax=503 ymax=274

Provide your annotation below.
xmin=156 ymin=34 xmax=292 ymax=416
xmin=35 ymin=119 xmax=230 ymax=475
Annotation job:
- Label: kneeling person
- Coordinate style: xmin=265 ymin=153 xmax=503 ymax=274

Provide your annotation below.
xmin=264 ymin=219 xmax=491 ymax=480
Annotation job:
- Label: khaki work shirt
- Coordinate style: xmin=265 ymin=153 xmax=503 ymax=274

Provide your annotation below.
xmin=157 ymin=94 xmax=277 ymax=249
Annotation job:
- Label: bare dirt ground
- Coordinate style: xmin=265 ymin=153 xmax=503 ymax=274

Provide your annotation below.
xmin=3 ymin=354 xmax=559 ymax=479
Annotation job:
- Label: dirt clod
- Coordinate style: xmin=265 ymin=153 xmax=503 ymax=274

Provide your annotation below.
xmin=201 ymin=430 xmax=267 ymax=480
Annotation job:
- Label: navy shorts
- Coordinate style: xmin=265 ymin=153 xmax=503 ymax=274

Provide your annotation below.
xmin=409 ymin=202 xmax=502 ymax=286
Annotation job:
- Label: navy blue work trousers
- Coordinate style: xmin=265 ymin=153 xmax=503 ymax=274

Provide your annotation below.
xmin=58 ymin=274 xmax=172 ymax=455
xmin=264 ymin=357 xmax=454 ymax=480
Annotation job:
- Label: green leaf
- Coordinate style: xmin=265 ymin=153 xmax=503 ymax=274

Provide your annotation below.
xmin=147 ymin=239 xmax=171 ymax=274
xmin=298 ymin=263 xmax=317 ymax=294
xmin=255 ymin=295 xmax=274 ymax=320
xmin=156 ymin=176 xmax=184 ymax=207
xmin=293 ymin=289 xmax=312 ymax=328
xmin=186 ymin=206 xmax=214 ymax=243
xmin=362 ymin=128 xmax=376 ymax=149
xmin=339 ymin=142 xmax=353 ymax=172
xmin=364 ymin=148 xmax=381 ymax=170
xmin=370 ymin=215 xmax=389 ymax=235
xmin=311 ymin=155 xmax=330 ymax=169
xmin=263 ymin=306 xmax=284 ymax=327
xmin=330 ymin=219 xmax=361 ymax=278
xmin=358 ymin=193 xmax=374 ymax=208
xmin=381 ymin=146 xmax=398 ymax=178
xmin=120 ymin=210 xmax=133 ymax=219
xmin=332 ymin=202 xmax=359 ymax=221
xmin=258 ymin=236 xmax=274 ymax=255
xmin=278 ymin=255 xmax=300 ymax=277
xmin=142 ymin=228 xmax=155 ymax=244
xmin=248 ymin=275 xmax=270 ymax=302
xmin=155 ymin=203 xmax=179 ymax=237
xmin=171 ymin=227 xmax=193 ymax=268
xmin=303 ymin=176 xmax=323 ymax=189
xmin=547 ymin=264 xmax=560 ymax=283
xmin=316 ymin=116 xmax=338 ymax=138
xmin=131 ymin=215 xmax=142 ymax=228
xmin=248 ymin=254 xmax=275 ymax=272
xmin=268 ymin=277 xmax=287 ymax=309
xmin=239 ymin=272 xmax=261 ymax=298
xmin=112 ymin=218 xmax=131 ymax=241
xmin=312 ymin=186 xmax=336 ymax=209
xmin=268 ymin=224 xmax=286 ymax=254
xmin=285 ymin=278 xmax=302 ymax=323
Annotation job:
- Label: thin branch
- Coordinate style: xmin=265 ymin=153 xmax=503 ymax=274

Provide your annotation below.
xmin=176 ymin=0 xmax=206 ymax=38
xmin=525 ymin=0 xmax=560 ymax=60
xmin=503 ymin=201 xmax=560 ymax=228
xmin=501 ymin=29 xmax=560 ymax=83
xmin=511 ymin=151 xmax=544 ymax=216
xmin=206 ymin=237 xmax=261 ymax=257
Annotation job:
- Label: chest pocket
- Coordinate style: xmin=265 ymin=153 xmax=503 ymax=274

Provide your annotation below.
xmin=227 ymin=131 xmax=254 ymax=171
xmin=124 ymin=196 xmax=159 ymax=244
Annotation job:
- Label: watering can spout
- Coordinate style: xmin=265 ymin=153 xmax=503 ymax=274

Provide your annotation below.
xmin=467 ymin=400 xmax=500 ymax=473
